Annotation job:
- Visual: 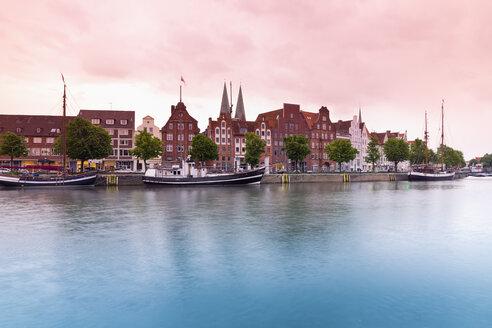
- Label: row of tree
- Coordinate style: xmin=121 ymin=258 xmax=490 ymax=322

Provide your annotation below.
xmin=0 ymin=117 xmax=467 ymax=173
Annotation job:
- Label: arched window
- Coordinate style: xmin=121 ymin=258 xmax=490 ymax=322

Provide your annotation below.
xmin=221 ymin=121 xmax=226 ymax=128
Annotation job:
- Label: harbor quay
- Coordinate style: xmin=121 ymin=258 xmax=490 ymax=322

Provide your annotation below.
xmin=97 ymin=172 xmax=411 ymax=186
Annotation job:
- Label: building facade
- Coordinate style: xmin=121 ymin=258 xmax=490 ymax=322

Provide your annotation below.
xmin=78 ymin=109 xmax=135 ymax=170
xmin=0 ymin=114 xmax=74 ymax=168
xmin=136 ymin=115 xmax=162 ymax=169
xmin=161 ymin=101 xmax=200 ymax=167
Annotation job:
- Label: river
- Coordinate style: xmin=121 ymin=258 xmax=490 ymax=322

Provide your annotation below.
xmin=1 ymin=178 xmax=492 ymax=327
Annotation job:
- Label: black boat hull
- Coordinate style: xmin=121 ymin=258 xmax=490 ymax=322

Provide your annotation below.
xmin=408 ymin=171 xmax=455 ymax=181
xmin=143 ymin=168 xmax=265 ymax=186
xmin=0 ymin=173 xmax=97 ymax=187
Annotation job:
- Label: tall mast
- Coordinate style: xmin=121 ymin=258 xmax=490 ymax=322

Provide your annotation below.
xmin=425 ymin=110 xmax=428 ymax=166
xmin=229 ymin=81 xmax=233 ymax=114
xmin=441 ymin=99 xmax=444 ymax=171
xmin=62 ymin=77 xmax=67 ymax=171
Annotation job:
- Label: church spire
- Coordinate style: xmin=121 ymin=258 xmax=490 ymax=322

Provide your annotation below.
xmin=358 ymin=105 xmax=362 ymax=123
xmin=220 ymin=82 xmax=230 ymax=115
xmin=235 ymin=85 xmax=246 ymax=121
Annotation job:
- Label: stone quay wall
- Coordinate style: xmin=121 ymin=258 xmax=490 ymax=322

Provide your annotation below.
xmin=261 ymin=173 xmax=408 ymax=184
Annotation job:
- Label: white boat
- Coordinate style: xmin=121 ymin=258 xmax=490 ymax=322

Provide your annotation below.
xmin=143 ymin=159 xmax=265 ymax=186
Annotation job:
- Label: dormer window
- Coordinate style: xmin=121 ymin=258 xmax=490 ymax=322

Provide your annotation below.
xmin=36 ymin=128 xmax=42 ymax=133
xmin=106 ymin=119 xmax=114 ymax=125
xmin=120 ymin=119 xmax=128 ymax=125
xmin=92 ymin=119 xmax=100 ymax=125
xmin=16 ymin=127 xmax=22 ymax=133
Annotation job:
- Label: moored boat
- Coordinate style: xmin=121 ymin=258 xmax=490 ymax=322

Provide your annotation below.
xmin=0 ymin=172 xmax=97 ymax=187
xmin=408 ymin=100 xmax=455 ymax=181
xmin=143 ymin=159 xmax=265 ymax=186
xmin=0 ymin=75 xmax=98 ymax=187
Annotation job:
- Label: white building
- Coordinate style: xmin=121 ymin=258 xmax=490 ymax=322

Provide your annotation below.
xmin=135 ymin=115 xmax=162 ymax=170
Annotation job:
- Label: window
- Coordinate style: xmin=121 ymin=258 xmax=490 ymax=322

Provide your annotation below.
xmin=177 ymin=123 xmax=184 ymax=130
xmin=16 ymin=127 xmax=22 ymax=133
xmin=50 ymin=128 xmax=60 ymax=133
xmin=32 ymin=137 xmax=42 ymax=143
xmin=119 ymin=149 xmax=130 ymax=156
xmin=329 ymin=125 xmax=331 ymax=131
xmin=256 ymin=129 xmax=260 ymax=136
xmin=91 ymin=119 xmax=100 ymax=124
xmin=149 ymin=127 xmax=153 ymax=133
xmin=166 ymin=145 xmax=173 ymax=152
xmin=322 ymin=124 xmax=326 ymax=130
xmin=41 ymin=148 xmax=51 ymax=156
xmin=290 ymin=113 xmax=293 ymax=118
xmin=221 ymin=121 xmax=226 ymax=128
xmin=178 ymin=134 xmax=184 ymax=141
xmin=120 ymin=129 xmax=128 ymax=136
xmin=46 ymin=138 xmax=54 ymax=144
xmin=166 ymin=134 xmax=173 ymax=141
xmin=222 ymin=129 xmax=226 ymax=135
xmin=177 ymin=145 xmax=184 ymax=152
xmin=227 ymin=128 xmax=230 ymax=136
xmin=215 ymin=128 xmax=219 ymax=135
xmin=261 ymin=131 xmax=265 ymax=136
xmin=267 ymin=130 xmax=271 ymax=137
xmin=261 ymin=123 xmax=265 ymax=129
xmin=189 ymin=123 xmax=193 ymax=130
xmin=188 ymin=134 xmax=194 ymax=141
xmin=120 ymin=120 xmax=128 ymax=125
xmin=221 ymin=138 xmax=225 ymax=144
xmin=242 ymin=147 xmax=245 ymax=153
xmin=235 ymin=138 xmax=239 ymax=144
xmin=267 ymin=139 xmax=271 ymax=145
xmin=242 ymin=138 xmax=245 ymax=143
xmin=322 ymin=116 xmax=327 ymax=121
xmin=120 ymin=139 xmax=129 ymax=145
xmin=106 ymin=119 xmax=115 ymax=125
xmin=236 ymin=147 xmax=239 ymax=152
xmin=169 ymin=123 xmax=173 ymax=129
xmin=215 ymin=137 xmax=219 ymax=143
xmin=36 ymin=128 xmax=42 ymax=133
xmin=31 ymin=148 xmax=40 ymax=156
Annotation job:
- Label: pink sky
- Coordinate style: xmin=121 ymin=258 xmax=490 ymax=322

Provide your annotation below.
xmin=1 ymin=0 xmax=490 ymax=159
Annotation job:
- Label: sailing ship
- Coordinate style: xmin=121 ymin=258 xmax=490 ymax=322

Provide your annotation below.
xmin=0 ymin=76 xmax=98 ymax=187
xmin=408 ymin=100 xmax=455 ymax=181
xmin=143 ymin=157 xmax=265 ymax=186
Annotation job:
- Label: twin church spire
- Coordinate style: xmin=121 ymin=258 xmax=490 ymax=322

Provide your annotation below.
xmin=219 ymin=82 xmax=246 ymax=121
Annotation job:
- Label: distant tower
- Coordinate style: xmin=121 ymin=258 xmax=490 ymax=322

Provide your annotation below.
xmin=220 ymin=82 xmax=230 ymax=115
xmin=235 ymin=85 xmax=246 ymax=121
xmin=359 ymin=105 xmax=362 ymax=123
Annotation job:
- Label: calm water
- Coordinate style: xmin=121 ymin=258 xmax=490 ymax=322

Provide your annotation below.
xmin=1 ymin=178 xmax=492 ymax=327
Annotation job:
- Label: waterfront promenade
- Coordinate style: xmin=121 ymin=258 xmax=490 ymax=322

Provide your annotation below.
xmin=96 ymin=171 xmax=468 ymax=186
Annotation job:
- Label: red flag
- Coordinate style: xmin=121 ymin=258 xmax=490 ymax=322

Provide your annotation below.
xmin=180 ymin=76 xmax=186 ymax=85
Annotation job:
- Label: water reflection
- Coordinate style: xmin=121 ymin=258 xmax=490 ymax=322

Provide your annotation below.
xmin=1 ymin=179 xmax=492 ymax=327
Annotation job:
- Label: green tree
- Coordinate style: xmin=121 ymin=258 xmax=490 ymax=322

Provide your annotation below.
xmin=480 ymin=153 xmax=492 ymax=168
xmin=383 ymin=138 xmax=409 ymax=172
xmin=0 ymin=132 xmax=29 ymax=168
xmin=188 ymin=134 xmax=218 ymax=164
xmin=468 ymin=158 xmax=479 ymax=167
xmin=365 ymin=136 xmax=381 ymax=171
xmin=427 ymin=149 xmax=439 ymax=165
xmin=436 ymin=145 xmax=466 ymax=168
xmin=325 ymin=139 xmax=359 ymax=172
xmin=244 ymin=132 xmax=266 ymax=167
xmin=282 ymin=134 xmax=311 ymax=172
xmin=409 ymin=138 xmax=427 ymax=165
xmin=129 ymin=130 xmax=163 ymax=172
xmin=54 ymin=116 xmax=112 ymax=172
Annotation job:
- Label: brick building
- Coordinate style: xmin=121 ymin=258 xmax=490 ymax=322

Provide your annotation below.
xmin=78 ymin=109 xmax=135 ymax=170
xmin=205 ymin=84 xmax=257 ymax=171
xmin=161 ymin=101 xmax=200 ymax=167
xmin=0 ymin=114 xmax=75 ymax=168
